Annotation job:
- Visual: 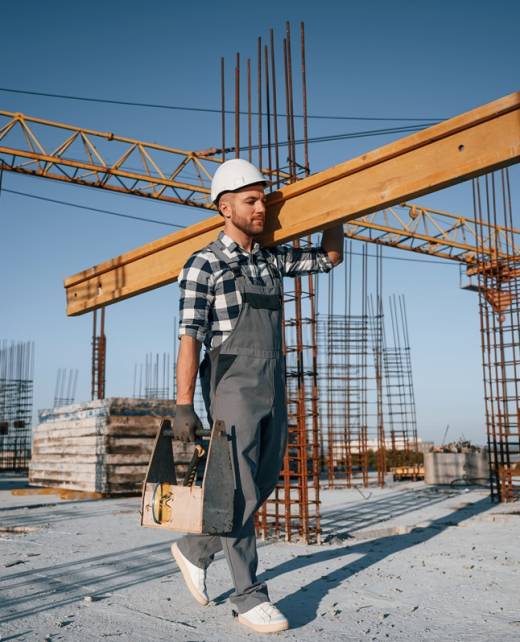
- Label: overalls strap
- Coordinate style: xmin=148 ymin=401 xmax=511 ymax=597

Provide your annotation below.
xmin=207 ymin=240 xmax=282 ymax=311
xmin=208 ymin=240 xmax=244 ymax=280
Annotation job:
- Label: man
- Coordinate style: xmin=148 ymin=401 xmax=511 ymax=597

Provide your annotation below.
xmin=171 ymin=158 xmax=343 ymax=633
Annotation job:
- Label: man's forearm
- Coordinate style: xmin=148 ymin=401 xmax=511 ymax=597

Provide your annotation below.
xmin=321 ymin=224 xmax=344 ymax=266
xmin=176 ymin=335 xmax=202 ymax=404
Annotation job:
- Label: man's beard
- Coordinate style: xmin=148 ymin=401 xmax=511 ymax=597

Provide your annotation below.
xmin=231 ymin=209 xmax=264 ymax=237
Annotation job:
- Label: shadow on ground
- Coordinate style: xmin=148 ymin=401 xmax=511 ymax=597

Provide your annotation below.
xmin=273 ymin=494 xmax=491 ymax=629
xmin=0 ymin=541 xmax=176 ymax=624
xmin=319 ymin=485 xmax=465 ymax=537
xmin=0 ymin=473 xmax=29 ymax=492
xmin=1 ymin=485 xmax=492 ymax=630
xmin=210 ymin=489 xmax=492 ymax=628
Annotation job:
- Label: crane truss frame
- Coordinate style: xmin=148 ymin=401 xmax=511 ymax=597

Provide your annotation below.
xmin=346 ymin=202 xmax=520 ymax=265
xmin=0 ymin=111 xmax=290 ymax=210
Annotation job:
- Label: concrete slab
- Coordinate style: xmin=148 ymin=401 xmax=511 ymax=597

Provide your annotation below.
xmin=1 ymin=476 xmax=519 ymax=641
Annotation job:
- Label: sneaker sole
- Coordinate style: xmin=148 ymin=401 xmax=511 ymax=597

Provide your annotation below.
xmin=171 ymin=543 xmax=209 ymax=607
xmin=237 ymin=614 xmax=289 ymax=633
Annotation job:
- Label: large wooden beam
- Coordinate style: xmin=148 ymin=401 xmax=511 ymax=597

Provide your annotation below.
xmin=65 ymin=91 xmax=520 ymax=316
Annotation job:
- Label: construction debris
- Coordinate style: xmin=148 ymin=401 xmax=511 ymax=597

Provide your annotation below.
xmin=429 ymin=439 xmax=484 ymax=453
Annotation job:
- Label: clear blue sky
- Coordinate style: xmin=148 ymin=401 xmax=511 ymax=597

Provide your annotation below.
xmin=1 ymin=0 xmax=518 ymax=444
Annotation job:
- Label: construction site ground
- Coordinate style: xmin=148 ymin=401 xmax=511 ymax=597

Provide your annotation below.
xmin=1 ymin=475 xmax=518 ymax=642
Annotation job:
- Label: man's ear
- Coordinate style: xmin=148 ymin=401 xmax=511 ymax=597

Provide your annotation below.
xmin=219 ymin=195 xmax=233 ymax=220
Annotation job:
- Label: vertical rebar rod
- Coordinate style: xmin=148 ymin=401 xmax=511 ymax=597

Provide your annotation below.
xmin=264 ymin=45 xmax=272 ymax=179
xmin=285 ymin=22 xmax=297 ymax=179
xmin=91 ymin=310 xmax=97 ymax=400
xmin=257 ymin=37 xmax=263 ymax=170
xmin=71 ymin=368 xmax=78 ymax=403
xmin=327 ymin=268 xmax=334 ymax=485
xmin=282 ymin=38 xmax=292 ymax=179
xmin=269 ymin=29 xmax=280 ymax=189
xmin=306 ymin=238 xmax=321 ymax=540
xmin=300 ymin=22 xmax=309 ymax=174
xmin=235 ymin=52 xmax=240 ymax=158
xmin=173 ymin=316 xmax=177 ymax=401
xmin=374 ymin=247 xmax=385 ymax=486
xmin=247 ymin=59 xmax=252 ymax=163
xmin=54 ymin=368 xmax=61 ymax=406
xmin=220 ymin=57 xmax=226 ymax=161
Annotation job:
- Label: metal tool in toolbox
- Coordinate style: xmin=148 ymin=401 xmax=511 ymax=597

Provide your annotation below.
xmin=140 ymin=416 xmax=235 ymax=534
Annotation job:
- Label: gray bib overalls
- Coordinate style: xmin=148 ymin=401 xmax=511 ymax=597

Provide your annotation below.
xmin=177 ymin=239 xmax=288 ymax=613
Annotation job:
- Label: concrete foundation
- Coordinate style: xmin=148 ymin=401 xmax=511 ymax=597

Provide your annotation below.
xmin=424 ymin=451 xmax=489 ymax=485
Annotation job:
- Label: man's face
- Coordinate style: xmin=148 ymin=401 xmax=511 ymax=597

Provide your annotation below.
xmin=220 ymin=184 xmax=266 ymax=237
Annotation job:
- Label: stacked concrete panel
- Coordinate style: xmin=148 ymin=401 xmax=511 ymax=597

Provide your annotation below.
xmin=29 ymin=398 xmax=189 ymax=494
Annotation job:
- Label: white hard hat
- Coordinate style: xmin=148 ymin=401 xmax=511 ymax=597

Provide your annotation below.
xmin=211 ymin=158 xmax=267 ymax=204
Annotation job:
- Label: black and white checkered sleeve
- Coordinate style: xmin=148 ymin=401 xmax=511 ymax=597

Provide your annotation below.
xmin=178 ymin=252 xmax=215 ymax=345
xmin=271 ymin=243 xmax=334 ymax=276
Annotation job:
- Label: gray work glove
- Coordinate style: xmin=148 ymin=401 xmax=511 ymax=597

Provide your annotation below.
xmin=173 ymin=404 xmax=204 ymax=442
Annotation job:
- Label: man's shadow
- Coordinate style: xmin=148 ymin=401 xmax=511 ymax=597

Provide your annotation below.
xmin=214 ymin=495 xmax=491 ymax=628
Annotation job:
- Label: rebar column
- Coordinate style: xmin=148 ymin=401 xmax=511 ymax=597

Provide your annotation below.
xmin=382 ymin=294 xmax=420 ymax=474
xmin=472 ymin=169 xmax=520 ymax=501
xmin=318 ymin=243 xmax=392 ymax=488
xmin=0 ymin=340 xmax=34 ymax=471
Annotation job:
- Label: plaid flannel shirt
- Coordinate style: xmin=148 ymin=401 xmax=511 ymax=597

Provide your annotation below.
xmin=179 ymin=231 xmax=333 ymax=349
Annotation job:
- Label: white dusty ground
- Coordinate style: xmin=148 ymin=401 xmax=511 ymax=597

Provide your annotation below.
xmin=1 ymin=476 xmax=519 ymax=642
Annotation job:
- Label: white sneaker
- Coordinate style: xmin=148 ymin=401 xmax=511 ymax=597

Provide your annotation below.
xmin=237 ymin=601 xmax=289 ymax=633
xmin=171 ymin=542 xmax=209 ymax=606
